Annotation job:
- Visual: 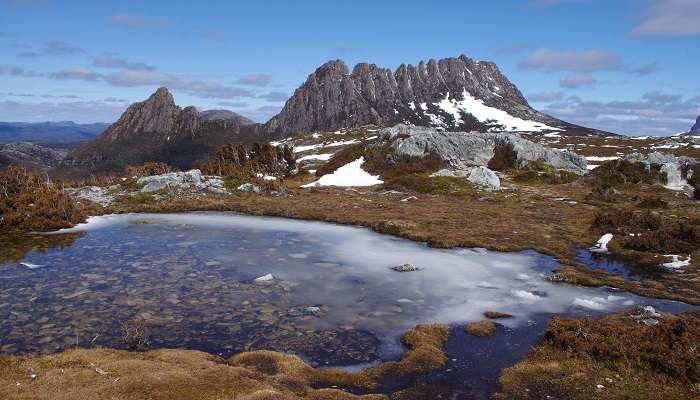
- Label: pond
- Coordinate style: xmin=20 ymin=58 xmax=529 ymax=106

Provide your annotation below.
xmin=0 ymin=212 xmax=692 ymax=397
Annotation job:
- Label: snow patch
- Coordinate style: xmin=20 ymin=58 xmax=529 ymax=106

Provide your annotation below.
xmin=301 ymin=157 xmax=383 ymax=188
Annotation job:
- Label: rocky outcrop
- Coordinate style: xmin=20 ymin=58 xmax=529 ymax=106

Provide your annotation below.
xmin=0 ymin=141 xmax=66 ymax=171
xmin=137 ymin=169 xmax=226 ymax=194
xmin=623 ymin=152 xmax=698 ymax=190
xmin=58 ymin=88 xmax=264 ymax=176
xmin=379 ymin=124 xmax=588 ymax=174
xmin=265 ymin=56 xmax=605 ymax=137
xmin=691 ymin=116 xmax=700 ymax=132
xmin=467 ymin=166 xmax=501 ymax=190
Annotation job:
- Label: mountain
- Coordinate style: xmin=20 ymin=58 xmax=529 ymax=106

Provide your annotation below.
xmin=691 ymin=116 xmax=700 ymax=133
xmin=57 ymin=88 xmax=263 ymax=176
xmin=0 ymin=142 xmax=66 ymax=171
xmin=0 ymin=121 xmax=109 ymax=143
xmin=265 ymin=55 xmax=609 ymax=137
xmin=200 ymin=109 xmax=255 ymax=125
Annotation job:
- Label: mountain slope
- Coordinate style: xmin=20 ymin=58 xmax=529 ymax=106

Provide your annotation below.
xmin=691 ymin=116 xmax=700 ymax=133
xmin=265 ymin=55 xmax=609 ymax=137
xmin=0 ymin=121 xmax=108 ymax=143
xmin=58 ymin=88 xmax=262 ymax=175
xmin=200 ymin=109 xmax=255 ymax=125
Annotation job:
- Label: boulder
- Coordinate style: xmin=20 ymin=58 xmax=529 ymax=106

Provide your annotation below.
xmin=237 ymin=183 xmax=262 ymax=193
xmin=467 ymin=166 xmax=500 ymax=190
xmin=378 ymin=124 xmax=588 ymax=174
xmin=392 ymin=263 xmax=420 ymax=272
xmin=137 ymin=169 xmax=227 ymax=194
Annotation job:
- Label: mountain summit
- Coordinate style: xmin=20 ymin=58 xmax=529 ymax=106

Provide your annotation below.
xmin=692 ymin=116 xmax=700 ymax=133
xmin=59 ymin=87 xmax=262 ymax=175
xmin=265 ymin=55 xmax=604 ymax=136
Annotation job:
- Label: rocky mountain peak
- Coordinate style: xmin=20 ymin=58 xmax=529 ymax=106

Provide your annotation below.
xmin=264 ymin=54 xmax=576 ymax=137
xmin=691 ymin=116 xmax=700 ymax=132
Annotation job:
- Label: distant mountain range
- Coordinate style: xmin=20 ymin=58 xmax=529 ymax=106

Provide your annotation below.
xmin=0 ymin=121 xmax=110 ymax=143
xmin=52 ymin=54 xmax=617 ymax=176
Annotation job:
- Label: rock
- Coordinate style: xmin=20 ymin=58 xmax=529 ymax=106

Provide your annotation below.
xmin=65 ymin=186 xmax=115 ymax=206
xmin=546 ymin=272 xmax=567 ymax=282
xmin=237 ymin=183 xmax=262 ymax=193
xmin=660 ymin=163 xmax=683 ymax=188
xmin=0 ymin=141 xmax=66 ymax=171
xmin=392 ymin=263 xmax=420 ymax=272
xmin=691 ymin=116 xmax=700 ymax=132
xmin=253 ymin=274 xmax=274 ymax=283
xmin=632 ymin=305 xmax=663 ymax=326
xmin=465 ymin=320 xmax=497 ymax=337
xmin=265 ymin=55 xmax=585 ymax=136
xmin=138 ymin=169 xmax=202 ymax=192
xmin=467 ymin=166 xmax=500 ymax=190
xmin=304 ymin=306 xmax=321 ymax=315
xmin=378 ymin=124 xmax=588 ymax=174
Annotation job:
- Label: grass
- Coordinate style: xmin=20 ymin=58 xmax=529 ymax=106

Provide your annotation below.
xmin=511 ymin=160 xmax=579 ymax=185
xmin=465 ymin=321 xmax=497 ymax=337
xmin=495 ymin=310 xmax=700 ymax=400
xmin=0 ymin=325 xmax=449 ymax=399
xmin=384 ymin=174 xmax=478 ymax=197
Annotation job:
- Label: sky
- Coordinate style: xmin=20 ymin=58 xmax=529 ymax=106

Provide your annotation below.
xmin=0 ymin=0 xmax=698 ymax=136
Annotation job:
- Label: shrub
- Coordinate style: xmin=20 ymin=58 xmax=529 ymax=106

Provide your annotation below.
xmin=0 ymin=165 xmax=88 ymax=232
xmin=384 ymin=174 xmax=476 ymax=197
xmin=124 ymin=162 xmax=174 ymax=177
xmin=590 ymin=159 xmax=665 ymax=188
xmin=511 ymin=160 xmax=579 ymax=184
xmin=487 ymin=143 xmax=517 ymax=172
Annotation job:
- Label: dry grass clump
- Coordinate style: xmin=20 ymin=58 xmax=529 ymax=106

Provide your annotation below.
xmin=484 ymin=311 xmax=513 ymax=319
xmin=687 ymin=164 xmax=700 ymax=199
xmin=496 ymin=311 xmax=700 ymax=400
xmin=0 ymin=324 xmax=449 ymax=399
xmin=465 ymin=320 xmax=498 ymax=337
xmin=0 ymin=165 xmax=91 ymax=232
xmin=124 ymin=162 xmax=174 ymax=177
xmin=592 ymin=208 xmax=699 ymax=254
xmin=487 ymin=143 xmax=518 ymax=172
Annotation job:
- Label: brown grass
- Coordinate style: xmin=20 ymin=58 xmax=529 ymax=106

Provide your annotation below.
xmin=0 ymin=324 xmax=449 ymax=400
xmin=465 ymin=320 xmax=497 ymax=337
xmin=0 ymin=165 xmax=94 ymax=233
xmin=496 ymin=311 xmax=700 ymax=400
xmin=484 ymin=311 xmax=513 ymax=319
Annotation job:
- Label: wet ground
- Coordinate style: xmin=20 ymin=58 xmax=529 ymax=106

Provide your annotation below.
xmin=0 ymin=212 xmax=694 ymax=398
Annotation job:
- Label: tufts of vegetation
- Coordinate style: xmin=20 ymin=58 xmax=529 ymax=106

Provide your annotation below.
xmin=124 ymin=162 xmax=174 ymax=178
xmin=686 ymin=164 xmax=700 ymax=200
xmin=497 ymin=311 xmax=700 ymax=400
xmin=0 ymin=165 xmax=89 ymax=232
xmin=592 ymin=208 xmax=700 ymax=254
xmin=590 ymin=159 xmax=666 ymax=188
xmin=384 ymin=174 xmax=477 ymax=197
xmin=487 ymin=143 xmax=518 ymax=172
xmin=637 ymin=196 xmax=668 ymax=209
xmin=511 ymin=160 xmax=579 ymax=185
xmin=465 ymin=320 xmax=497 ymax=337
xmin=196 ymin=142 xmax=295 ymax=178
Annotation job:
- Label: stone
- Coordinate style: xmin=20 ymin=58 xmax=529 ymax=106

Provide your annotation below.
xmin=392 ymin=263 xmax=420 ymax=272
xmin=138 ymin=169 xmax=202 ymax=192
xmin=660 ymin=163 xmax=683 ymax=188
xmin=378 ymin=124 xmax=588 ymax=174
xmin=254 ymin=274 xmax=274 ymax=283
xmin=237 ymin=183 xmax=262 ymax=193
xmin=467 ymin=166 xmax=500 ymax=190
xmin=65 ymin=186 xmax=115 ymax=206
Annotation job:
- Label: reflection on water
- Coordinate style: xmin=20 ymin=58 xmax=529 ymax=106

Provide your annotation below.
xmin=0 ymin=213 xmax=693 ymax=393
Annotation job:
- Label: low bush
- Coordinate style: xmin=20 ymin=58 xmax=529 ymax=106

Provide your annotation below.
xmin=124 ymin=162 xmax=174 ymax=177
xmin=0 ymin=165 xmax=88 ymax=232
xmin=590 ymin=159 xmax=666 ymax=188
xmin=511 ymin=160 xmax=579 ymax=184
xmin=384 ymin=174 xmax=476 ymax=197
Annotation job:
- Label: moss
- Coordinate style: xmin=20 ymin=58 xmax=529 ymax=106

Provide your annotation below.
xmin=384 ymin=174 xmax=477 ymax=197
xmin=511 ymin=160 xmax=579 ymax=185
xmin=590 ymin=159 xmax=666 ymax=188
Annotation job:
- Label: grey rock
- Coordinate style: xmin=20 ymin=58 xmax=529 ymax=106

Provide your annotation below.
xmin=392 ymin=263 xmax=420 ymax=272
xmin=623 ymin=152 xmax=698 ymax=188
xmin=65 ymin=186 xmax=115 ymax=206
xmin=265 ymin=56 xmax=598 ymax=137
xmin=137 ymin=169 xmax=227 ymax=194
xmin=467 ymin=166 xmax=500 ymax=190
xmin=379 ymin=124 xmax=588 ymax=174
xmin=237 ymin=183 xmax=262 ymax=193
xmin=660 ymin=163 xmax=683 ymax=188
xmin=691 ymin=116 xmax=700 ymax=132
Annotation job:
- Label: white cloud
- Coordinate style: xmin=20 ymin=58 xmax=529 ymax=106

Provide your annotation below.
xmin=519 ymin=48 xmax=621 ymax=72
xmin=633 ymin=0 xmax=700 ymax=37
xmin=559 ymin=73 xmax=597 ymax=89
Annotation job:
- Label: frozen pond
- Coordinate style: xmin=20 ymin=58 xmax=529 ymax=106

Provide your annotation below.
xmin=0 ymin=213 xmax=692 ymax=395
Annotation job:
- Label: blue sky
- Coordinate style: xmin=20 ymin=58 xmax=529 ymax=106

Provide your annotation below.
xmin=0 ymin=0 xmax=698 ymax=136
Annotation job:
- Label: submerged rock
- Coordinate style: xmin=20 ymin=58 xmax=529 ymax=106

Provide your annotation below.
xmin=392 ymin=263 xmax=420 ymax=272
xmin=253 ymin=274 xmax=274 ymax=283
